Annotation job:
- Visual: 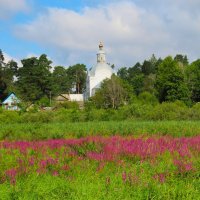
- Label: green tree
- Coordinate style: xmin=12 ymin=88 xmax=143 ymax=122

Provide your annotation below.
xmin=128 ymin=63 xmax=144 ymax=95
xmin=117 ymin=67 xmax=129 ymax=80
xmin=66 ymin=64 xmax=87 ymax=94
xmin=142 ymin=74 xmax=156 ymax=94
xmin=0 ymin=49 xmax=6 ymax=93
xmin=2 ymin=61 xmax=18 ymax=93
xmin=16 ymin=54 xmax=52 ymax=102
xmin=174 ymin=54 xmax=188 ymax=66
xmin=52 ymin=66 xmax=71 ymax=95
xmin=0 ymin=51 xmax=18 ymax=94
xmin=155 ymin=56 xmax=190 ymax=103
xmin=186 ymin=59 xmax=200 ymax=102
xmin=0 ymin=49 xmax=4 ymax=63
xmin=91 ymin=75 xmax=132 ymax=109
xmin=141 ymin=60 xmax=153 ymax=75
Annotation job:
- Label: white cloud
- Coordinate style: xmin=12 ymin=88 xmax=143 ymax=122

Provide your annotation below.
xmin=4 ymin=52 xmax=22 ymax=67
xmin=0 ymin=0 xmax=28 ymax=19
xmin=14 ymin=1 xmax=200 ymax=68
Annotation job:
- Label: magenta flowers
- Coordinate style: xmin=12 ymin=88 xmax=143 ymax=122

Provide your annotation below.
xmin=0 ymin=135 xmax=199 ymax=185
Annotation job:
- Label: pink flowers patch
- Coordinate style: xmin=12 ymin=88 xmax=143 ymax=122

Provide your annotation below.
xmin=0 ymin=135 xmax=199 ymax=185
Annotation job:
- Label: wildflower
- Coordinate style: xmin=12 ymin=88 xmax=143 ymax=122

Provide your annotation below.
xmin=5 ymin=168 xmax=17 ymax=185
xmin=122 ymin=171 xmax=127 ymax=183
xmin=62 ymin=165 xmax=70 ymax=171
xmin=52 ymin=171 xmax=59 ymax=176
xmin=153 ymin=173 xmax=166 ymax=184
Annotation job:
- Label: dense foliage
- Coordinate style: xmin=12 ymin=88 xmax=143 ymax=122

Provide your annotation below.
xmin=0 ymin=49 xmax=199 ymax=107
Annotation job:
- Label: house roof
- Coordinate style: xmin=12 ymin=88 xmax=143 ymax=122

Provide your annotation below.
xmin=55 ymin=94 xmax=70 ymax=101
xmin=0 ymin=92 xmax=17 ymax=103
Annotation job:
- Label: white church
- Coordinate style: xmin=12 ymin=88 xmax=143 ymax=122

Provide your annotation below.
xmin=56 ymin=42 xmax=114 ymax=105
xmin=84 ymin=42 xmax=114 ymax=100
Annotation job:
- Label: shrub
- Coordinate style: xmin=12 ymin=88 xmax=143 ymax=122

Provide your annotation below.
xmin=189 ymin=103 xmax=200 ymax=120
xmin=0 ymin=111 xmax=21 ymax=123
xmin=148 ymin=101 xmax=188 ymax=120
xmin=138 ymin=92 xmax=159 ymax=106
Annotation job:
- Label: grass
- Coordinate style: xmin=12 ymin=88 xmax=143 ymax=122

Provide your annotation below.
xmin=0 ymin=121 xmax=199 ymax=140
xmin=1 ymin=173 xmax=200 ymax=200
xmin=0 ymin=135 xmax=200 ymax=199
xmin=0 ymin=120 xmax=200 ymax=199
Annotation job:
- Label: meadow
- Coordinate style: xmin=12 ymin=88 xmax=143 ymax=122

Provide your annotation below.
xmin=0 ymin=134 xmax=200 ymax=199
xmin=0 ymin=121 xmax=200 ymax=140
xmin=0 ymin=119 xmax=200 ymax=199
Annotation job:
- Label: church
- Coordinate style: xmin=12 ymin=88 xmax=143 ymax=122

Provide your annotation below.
xmin=55 ymin=42 xmax=114 ymax=105
xmin=85 ymin=42 xmax=114 ymax=100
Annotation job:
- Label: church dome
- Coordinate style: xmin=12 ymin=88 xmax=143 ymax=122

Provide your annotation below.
xmin=89 ymin=42 xmax=113 ymax=77
xmin=89 ymin=62 xmax=113 ymax=77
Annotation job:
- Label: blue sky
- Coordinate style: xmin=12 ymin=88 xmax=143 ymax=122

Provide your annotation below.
xmin=1 ymin=0 xmax=200 ymax=68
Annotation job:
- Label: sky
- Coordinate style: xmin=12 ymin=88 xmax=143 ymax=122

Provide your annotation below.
xmin=1 ymin=0 xmax=200 ymax=69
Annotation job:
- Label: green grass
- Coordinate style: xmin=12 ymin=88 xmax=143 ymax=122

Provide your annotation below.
xmin=1 ymin=165 xmax=200 ymax=200
xmin=0 ymin=121 xmax=199 ymax=140
xmin=0 ymin=120 xmax=200 ymax=199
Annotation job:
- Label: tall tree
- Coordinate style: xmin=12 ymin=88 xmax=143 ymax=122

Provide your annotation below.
xmin=66 ymin=64 xmax=87 ymax=94
xmin=0 ymin=49 xmax=4 ymax=63
xmin=142 ymin=74 xmax=156 ymax=94
xmin=174 ymin=54 xmax=188 ymax=66
xmin=16 ymin=54 xmax=52 ymax=102
xmin=91 ymin=75 xmax=132 ymax=109
xmin=141 ymin=60 xmax=153 ymax=75
xmin=52 ymin=66 xmax=71 ymax=95
xmin=0 ymin=49 xmax=6 ymax=93
xmin=155 ymin=56 xmax=190 ymax=103
xmin=2 ymin=60 xmax=18 ymax=92
xmin=128 ymin=62 xmax=144 ymax=95
xmin=186 ymin=59 xmax=200 ymax=102
xmin=117 ymin=67 xmax=129 ymax=80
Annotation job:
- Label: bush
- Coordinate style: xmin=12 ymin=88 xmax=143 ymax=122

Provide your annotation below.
xmin=55 ymin=101 xmax=79 ymax=109
xmin=21 ymin=111 xmax=54 ymax=123
xmin=0 ymin=111 xmax=21 ymax=123
xmin=138 ymin=92 xmax=159 ymax=106
xmin=148 ymin=101 xmax=188 ymax=120
xmin=189 ymin=103 xmax=200 ymax=120
xmin=121 ymin=103 xmax=153 ymax=120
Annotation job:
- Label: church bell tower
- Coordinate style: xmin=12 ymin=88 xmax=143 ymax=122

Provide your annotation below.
xmin=97 ymin=42 xmax=106 ymax=63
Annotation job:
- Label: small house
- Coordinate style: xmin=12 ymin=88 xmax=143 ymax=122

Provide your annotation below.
xmin=54 ymin=94 xmax=70 ymax=103
xmin=55 ymin=93 xmax=84 ymax=109
xmin=0 ymin=92 xmax=20 ymax=111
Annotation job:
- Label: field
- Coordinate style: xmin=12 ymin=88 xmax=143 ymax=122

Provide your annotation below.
xmin=0 ymin=121 xmax=200 ymax=199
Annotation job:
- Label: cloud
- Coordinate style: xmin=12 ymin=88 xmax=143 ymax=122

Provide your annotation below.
xmin=3 ymin=52 xmax=22 ymax=67
xmin=0 ymin=0 xmax=28 ymax=19
xmin=14 ymin=1 xmax=200 ymax=68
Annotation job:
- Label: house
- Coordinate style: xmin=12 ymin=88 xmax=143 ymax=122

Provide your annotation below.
xmin=55 ymin=93 xmax=84 ymax=108
xmin=54 ymin=94 xmax=70 ymax=103
xmin=0 ymin=92 xmax=20 ymax=111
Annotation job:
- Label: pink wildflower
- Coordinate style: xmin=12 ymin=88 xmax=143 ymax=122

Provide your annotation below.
xmin=122 ymin=171 xmax=127 ymax=183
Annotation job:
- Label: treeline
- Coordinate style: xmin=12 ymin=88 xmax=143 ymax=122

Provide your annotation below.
xmin=0 ymin=49 xmax=199 ymax=107
xmin=0 ymin=51 xmax=87 ymax=104
xmin=117 ymin=54 xmax=199 ymax=105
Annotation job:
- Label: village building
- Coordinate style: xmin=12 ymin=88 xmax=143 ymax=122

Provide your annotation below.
xmin=85 ymin=42 xmax=114 ymax=100
xmin=0 ymin=92 xmax=20 ymax=111
xmin=55 ymin=94 xmax=83 ymax=103
xmin=55 ymin=93 xmax=84 ymax=108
